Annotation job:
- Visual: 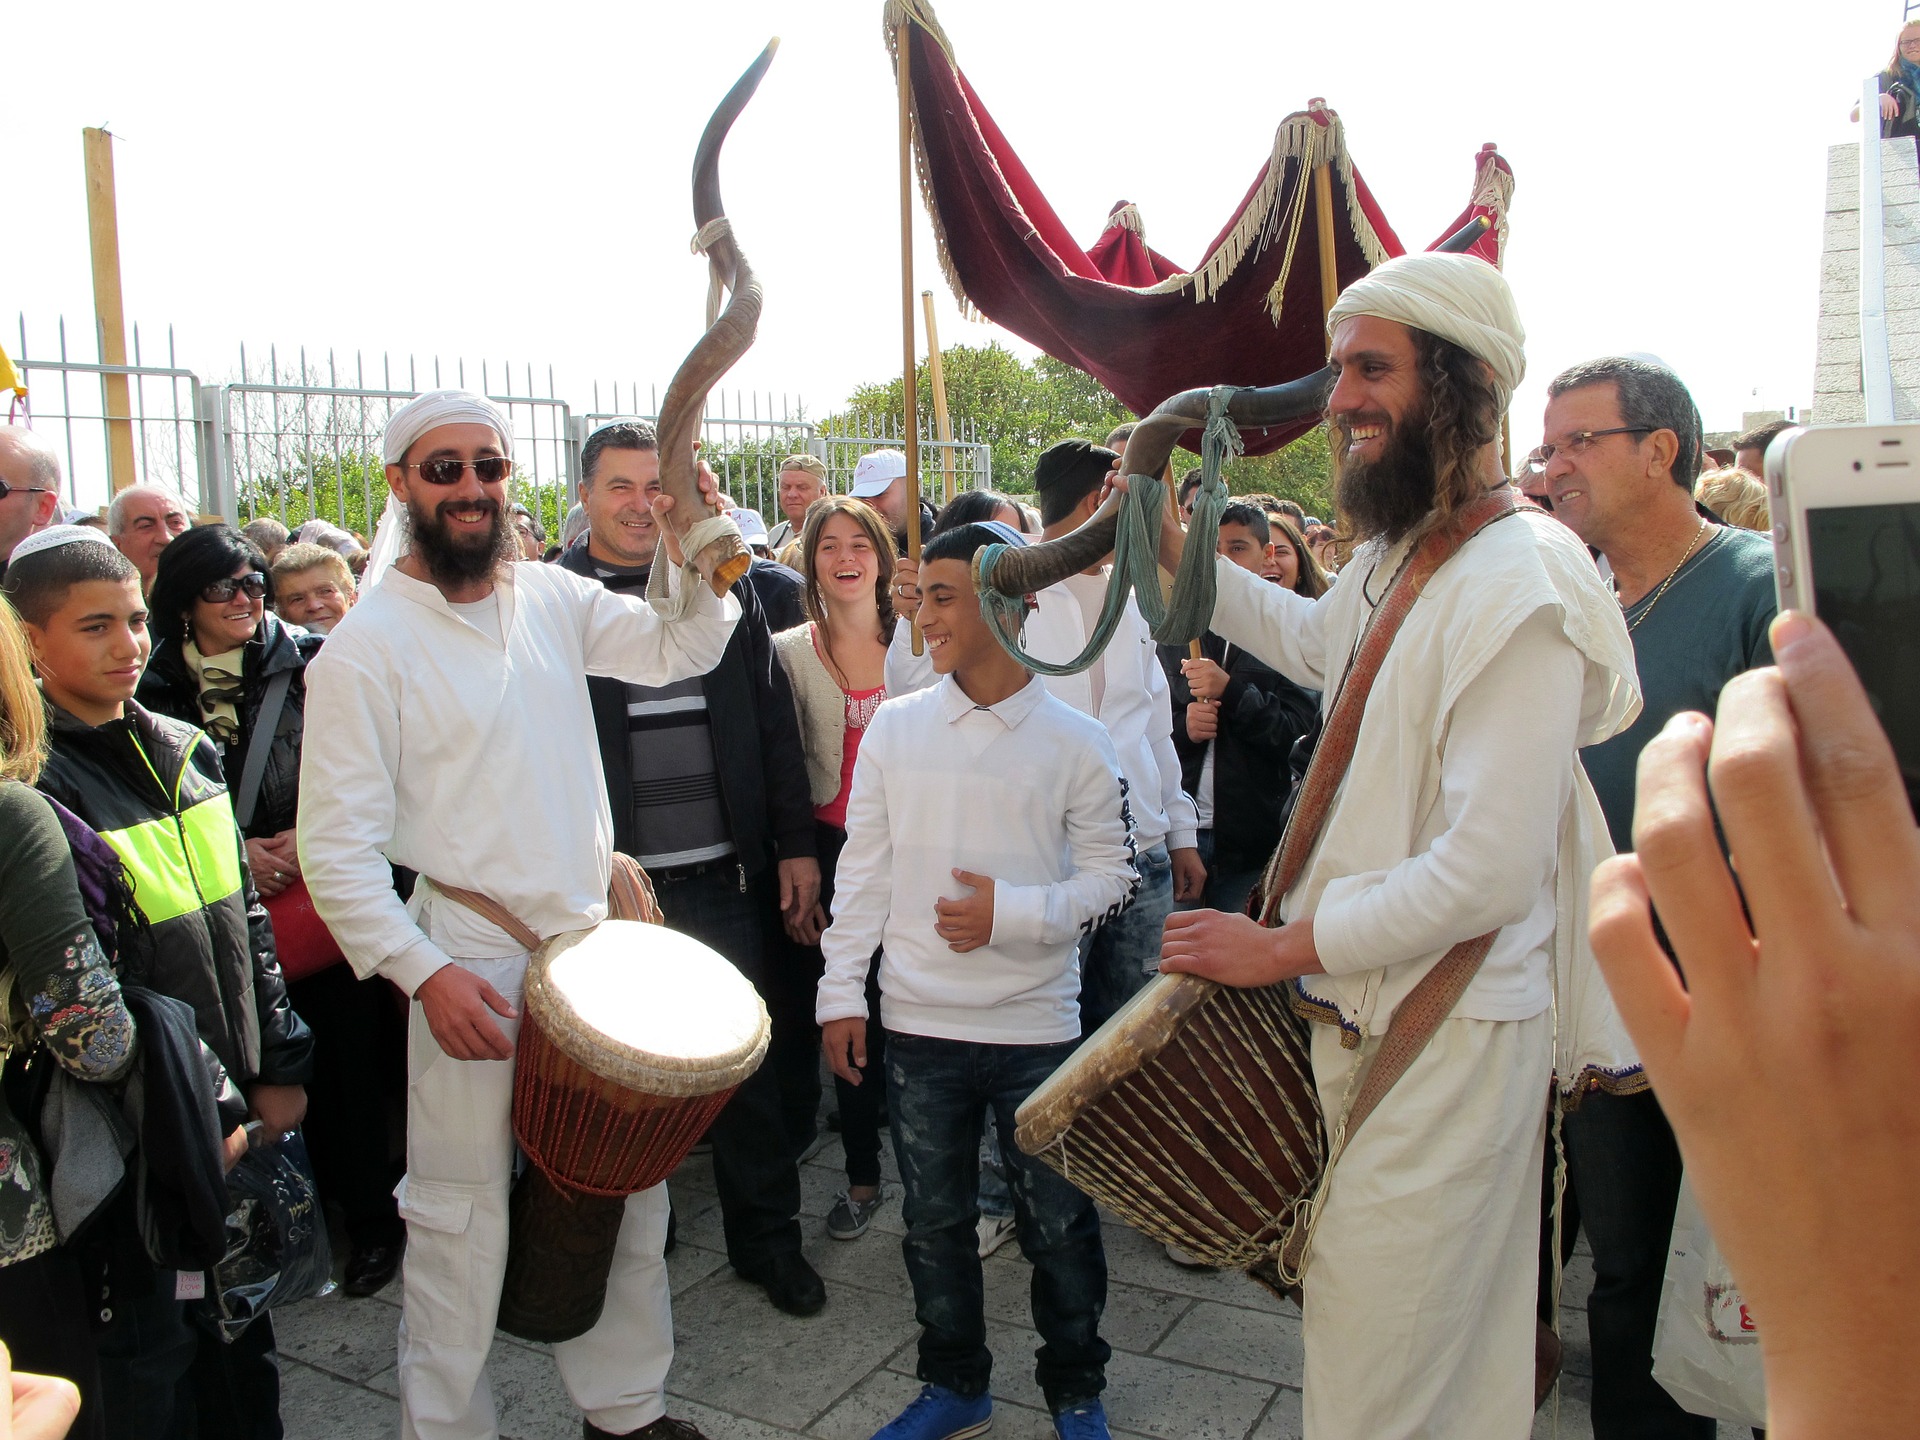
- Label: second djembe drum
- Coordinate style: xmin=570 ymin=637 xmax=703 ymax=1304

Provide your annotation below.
xmin=1015 ymin=972 xmax=1323 ymax=1280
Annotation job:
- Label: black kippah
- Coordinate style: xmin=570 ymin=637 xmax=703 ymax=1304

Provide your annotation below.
xmin=1032 ymin=439 xmax=1118 ymax=493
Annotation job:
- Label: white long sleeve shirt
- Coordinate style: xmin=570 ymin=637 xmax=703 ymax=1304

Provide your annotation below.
xmin=1207 ymin=511 xmax=1641 ymax=1032
xmin=297 ymin=560 xmax=739 ymax=994
xmin=886 ymin=580 xmax=1198 ymax=856
xmin=816 ymin=675 xmax=1140 ymax=1044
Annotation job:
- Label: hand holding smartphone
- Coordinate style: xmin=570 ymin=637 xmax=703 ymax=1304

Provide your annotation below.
xmin=1765 ymin=423 xmax=1920 ymax=818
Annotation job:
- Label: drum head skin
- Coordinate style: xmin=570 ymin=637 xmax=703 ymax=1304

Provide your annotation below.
xmin=529 ymin=921 xmax=770 ymax=1097
xmin=1016 ymin=972 xmax=1221 ymax=1150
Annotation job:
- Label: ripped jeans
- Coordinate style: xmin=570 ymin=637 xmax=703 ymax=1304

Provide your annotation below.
xmin=885 ymin=1032 xmax=1109 ymax=1413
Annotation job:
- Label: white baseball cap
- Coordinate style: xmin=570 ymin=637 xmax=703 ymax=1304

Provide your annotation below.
xmin=849 ymin=449 xmax=908 ymax=498
xmin=728 ymin=508 xmax=770 ymax=546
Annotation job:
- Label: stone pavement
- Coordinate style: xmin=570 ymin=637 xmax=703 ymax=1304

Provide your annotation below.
xmin=277 ymin=1136 xmax=1739 ymax=1439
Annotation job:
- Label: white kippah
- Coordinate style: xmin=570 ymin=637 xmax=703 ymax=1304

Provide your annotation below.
xmin=1327 ymin=252 xmax=1526 ymax=394
xmin=9 ymin=524 xmax=117 ymax=564
xmin=382 ymin=390 xmax=513 ymax=466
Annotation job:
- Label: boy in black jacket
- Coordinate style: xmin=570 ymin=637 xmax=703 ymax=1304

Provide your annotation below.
xmin=5 ymin=528 xmax=312 ymax=1439
xmin=1159 ymin=504 xmax=1319 ymax=917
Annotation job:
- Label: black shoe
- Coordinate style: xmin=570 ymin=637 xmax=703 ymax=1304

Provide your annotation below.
xmin=741 ymin=1252 xmax=825 ymax=1316
xmin=585 ymin=1417 xmax=712 ymax=1439
xmin=343 ymin=1239 xmax=405 ymax=1297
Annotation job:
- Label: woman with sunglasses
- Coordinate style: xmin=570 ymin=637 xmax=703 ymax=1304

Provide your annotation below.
xmin=140 ymin=526 xmax=410 ymax=1308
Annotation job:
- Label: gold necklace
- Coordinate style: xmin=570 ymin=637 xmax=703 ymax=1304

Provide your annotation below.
xmin=1620 ymin=521 xmax=1710 ymax=633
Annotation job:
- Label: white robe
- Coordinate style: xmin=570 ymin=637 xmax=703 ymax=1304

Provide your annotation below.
xmin=297 ymin=559 xmax=738 ymax=1440
xmin=1208 ymin=509 xmax=1642 ymax=1439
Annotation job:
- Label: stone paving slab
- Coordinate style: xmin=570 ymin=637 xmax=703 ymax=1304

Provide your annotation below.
xmin=278 ymin=1145 xmax=1750 ymax=1439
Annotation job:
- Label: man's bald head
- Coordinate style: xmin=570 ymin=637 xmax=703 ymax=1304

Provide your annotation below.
xmin=106 ymin=483 xmax=192 ymax=588
xmin=0 ymin=426 xmax=64 ymax=565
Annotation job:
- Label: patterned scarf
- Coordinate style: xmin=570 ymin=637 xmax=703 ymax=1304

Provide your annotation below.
xmin=183 ymin=639 xmax=246 ymax=745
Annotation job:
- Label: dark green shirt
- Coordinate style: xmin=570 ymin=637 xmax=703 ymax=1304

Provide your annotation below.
xmin=0 ymin=781 xmax=135 ymax=1264
xmin=1582 ymin=526 xmax=1778 ymax=853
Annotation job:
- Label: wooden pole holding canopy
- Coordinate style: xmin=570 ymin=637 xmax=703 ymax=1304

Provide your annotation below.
xmin=922 ymin=290 xmax=957 ymax=506
xmin=82 ymin=128 xmax=137 ymax=494
xmin=897 ymin=21 xmax=924 ymax=654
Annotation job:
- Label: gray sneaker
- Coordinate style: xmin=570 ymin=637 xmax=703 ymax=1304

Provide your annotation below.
xmin=827 ymin=1187 xmax=886 ymax=1240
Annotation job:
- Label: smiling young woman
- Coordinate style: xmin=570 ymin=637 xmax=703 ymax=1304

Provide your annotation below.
xmin=770 ymin=494 xmax=898 ymax=1238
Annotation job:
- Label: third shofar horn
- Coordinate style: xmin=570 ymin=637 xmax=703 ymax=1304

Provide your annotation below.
xmin=984 ymin=213 xmax=1496 ymax=598
xmin=654 ymin=37 xmax=780 ymax=595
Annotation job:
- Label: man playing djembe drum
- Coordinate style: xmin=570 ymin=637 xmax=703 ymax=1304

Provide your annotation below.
xmin=298 ymin=391 xmax=738 ymax=1440
xmin=1150 ymin=255 xmax=1643 ymax=1438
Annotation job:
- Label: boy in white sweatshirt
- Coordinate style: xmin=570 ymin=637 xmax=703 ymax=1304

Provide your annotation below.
xmin=817 ymin=522 xmax=1138 ymax=1440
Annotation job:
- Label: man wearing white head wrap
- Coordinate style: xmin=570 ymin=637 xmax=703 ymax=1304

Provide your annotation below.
xmin=1140 ymin=260 xmax=1646 ymax=1437
xmin=298 ymin=389 xmax=737 ymax=1440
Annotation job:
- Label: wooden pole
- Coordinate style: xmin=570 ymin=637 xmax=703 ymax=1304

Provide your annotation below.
xmin=1312 ymin=158 xmax=1341 ymax=331
xmin=921 ymin=290 xmax=957 ymax=505
xmin=897 ymin=22 xmax=923 ymax=654
xmin=83 ymin=128 xmax=137 ymax=493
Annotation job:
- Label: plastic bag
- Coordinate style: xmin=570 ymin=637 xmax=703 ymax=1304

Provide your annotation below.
xmin=1651 ymin=1179 xmax=1767 ymax=1427
xmin=210 ymin=1129 xmax=334 ymax=1341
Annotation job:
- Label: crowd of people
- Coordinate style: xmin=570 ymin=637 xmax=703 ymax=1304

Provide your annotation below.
xmin=0 ymin=238 xmax=1909 ymax=1440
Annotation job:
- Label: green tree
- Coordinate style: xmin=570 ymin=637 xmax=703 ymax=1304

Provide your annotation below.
xmin=827 ymin=340 xmax=1332 ymax=516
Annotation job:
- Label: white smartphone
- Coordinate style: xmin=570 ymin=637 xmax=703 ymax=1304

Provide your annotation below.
xmin=1765 ymin=423 xmax=1920 ymax=818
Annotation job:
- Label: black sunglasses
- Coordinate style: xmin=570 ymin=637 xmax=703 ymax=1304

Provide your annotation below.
xmin=201 ymin=572 xmax=268 ymax=604
xmin=408 ymin=457 xmax=512 ymax=486
xmin=0 ymin=481 xmax=52 ymax=503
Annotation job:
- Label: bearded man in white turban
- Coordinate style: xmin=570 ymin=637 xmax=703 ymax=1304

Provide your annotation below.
xmin=298 ymin=391 xmax=738 ymax=1440
xmin=1152 ymin=254 xmax=1645 ymax=1437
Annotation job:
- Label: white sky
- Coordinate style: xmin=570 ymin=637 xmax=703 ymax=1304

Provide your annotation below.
xmin=3 ymin=0 xmax=1893 ymax=504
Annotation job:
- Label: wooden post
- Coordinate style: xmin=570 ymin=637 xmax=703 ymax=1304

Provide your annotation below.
xmin=1312 ymin=157 xmax=1341 ymax=331
xmin=897 ymin=21 xmax=923 ymax=654
xmin=921 ymin=290 xmax=957 ymax=505
xmin=83 ymin=128 xmax=137 ymax=493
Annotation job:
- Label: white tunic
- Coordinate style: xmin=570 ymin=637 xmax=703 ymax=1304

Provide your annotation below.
xmin=296 ymin=559 xmax=739 ymax=994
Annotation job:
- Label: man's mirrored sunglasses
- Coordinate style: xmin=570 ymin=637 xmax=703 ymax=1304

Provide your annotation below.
xmin=407 ymin=457 xmax=512 ymax=486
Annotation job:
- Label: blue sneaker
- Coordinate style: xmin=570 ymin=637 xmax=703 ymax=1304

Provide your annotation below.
xmin=1051 ymin=1398 xmax=1111 ymax=1439
xmin=871 ymin=1384 xmax=993 ymax=1439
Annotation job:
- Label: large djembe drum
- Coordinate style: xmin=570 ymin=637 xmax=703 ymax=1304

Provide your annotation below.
xmin=497 ymin=919 xmax=769 ymax=1341
xmin=1015 ymin=971 xmax=1323 ymax=1287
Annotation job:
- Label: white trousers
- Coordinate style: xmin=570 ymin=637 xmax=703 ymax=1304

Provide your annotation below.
xmin=395 ymin=953 xmax=674 ymax=1440
xmin=1301 ymin=1011 xmax=1550 ymax=1440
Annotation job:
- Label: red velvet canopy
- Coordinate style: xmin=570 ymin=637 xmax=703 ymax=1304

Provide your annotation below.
xmin=886 ymin=0 xmax=1513 ymax=455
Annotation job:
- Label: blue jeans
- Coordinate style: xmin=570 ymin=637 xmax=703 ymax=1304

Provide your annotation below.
xmin=1179 ymin=829 xmax=1264 ymax=920
xmin=885 ymin=1033 xmax=1109 ymax=1411
xmin=1077 ymin=842 xmax=1172 ymax=1035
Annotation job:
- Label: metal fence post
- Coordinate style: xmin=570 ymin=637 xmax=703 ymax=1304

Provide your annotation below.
xmin=194 ymin=382 xmax=235 ymax=522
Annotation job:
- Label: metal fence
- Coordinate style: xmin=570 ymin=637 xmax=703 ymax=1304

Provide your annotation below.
xmin=12 ymin=316 xmax=211 ymax=513
xmin=10 ymin=317 xmax=993 ymax=540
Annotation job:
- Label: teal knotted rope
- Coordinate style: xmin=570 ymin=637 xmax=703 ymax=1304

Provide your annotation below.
xmin=977 ymin=386 xmax=1244 ymax=676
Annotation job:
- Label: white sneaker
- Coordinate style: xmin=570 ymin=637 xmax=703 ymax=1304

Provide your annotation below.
xmin=977 ymin=1213 xmax=1018 ymax=1258
xmin=1163 ymin=1240 xmax=1213 ymax=1269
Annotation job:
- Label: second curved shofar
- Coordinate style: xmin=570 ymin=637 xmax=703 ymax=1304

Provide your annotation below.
xmin=983 ymin=214 xmax=1499 ymax=599
xmin=655 ymin=37 xmax=781 ymax=595
xmin=981 ymin=367 xmax=1334 ymax=598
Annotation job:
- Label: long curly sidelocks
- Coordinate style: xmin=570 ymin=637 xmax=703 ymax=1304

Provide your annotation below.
xmin=982 ymin=367 xmax=1336 ymax=598
xmin=655 ymin=38 xmax=781 ymax=595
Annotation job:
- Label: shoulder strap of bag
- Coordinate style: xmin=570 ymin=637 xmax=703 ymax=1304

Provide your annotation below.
xmin=232 ymin=668 xmax=294 ymax=833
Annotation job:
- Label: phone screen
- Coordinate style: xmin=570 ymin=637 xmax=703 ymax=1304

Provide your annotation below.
xmin=1805 ymin=501 xmax=1920 ymax=817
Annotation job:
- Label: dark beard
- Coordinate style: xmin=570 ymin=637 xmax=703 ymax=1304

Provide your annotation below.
xmin=408 ymin=494 xmax=512 ymax=586
xmin=1333 ymin=415 xmax=1438 ymax=546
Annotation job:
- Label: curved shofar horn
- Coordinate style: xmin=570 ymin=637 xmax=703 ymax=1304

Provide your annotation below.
xmin=655 ymin=38 xmax=780 ymax=595
xmin=983 ymin=366 xmax=1335 ymax=597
